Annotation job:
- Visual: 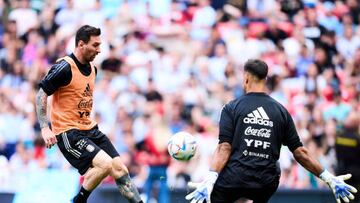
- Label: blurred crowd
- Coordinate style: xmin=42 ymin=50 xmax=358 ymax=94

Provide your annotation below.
xmin=0 ymin=0 xmax=360 ymax=202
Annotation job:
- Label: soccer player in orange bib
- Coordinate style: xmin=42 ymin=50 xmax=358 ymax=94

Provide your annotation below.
xmin=35 ymin=25 xmax=143 ymax=203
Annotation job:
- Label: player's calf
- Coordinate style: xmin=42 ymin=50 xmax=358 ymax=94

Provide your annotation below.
xmin=115 ymin=174 xmax=143 ymax=203
xmin=111 ymin=157 xmax=143 ymax=203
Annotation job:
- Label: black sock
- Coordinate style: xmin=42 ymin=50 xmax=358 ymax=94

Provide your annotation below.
xmin=72 ymin=186 xmax=91 ymax=203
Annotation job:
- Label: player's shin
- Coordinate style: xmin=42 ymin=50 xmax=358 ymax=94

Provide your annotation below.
xmin=115 ymin=174 xmax=143 ymax=203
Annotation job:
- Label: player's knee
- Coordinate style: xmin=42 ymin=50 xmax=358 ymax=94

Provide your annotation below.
xmin=99 ymin=158 xmax=113 ymax=175
xmin=111 ymin=157 xmax=128 ymax=177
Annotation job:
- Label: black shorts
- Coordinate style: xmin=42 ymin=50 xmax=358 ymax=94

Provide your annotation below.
xmin=56 ymin=125 xmax=119 ymax=175
xmin=211 ymin=181 xmax=279 ymax=203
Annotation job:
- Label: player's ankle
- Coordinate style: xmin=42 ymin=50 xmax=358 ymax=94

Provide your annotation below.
xmin=73 ymin=186 xmax=92 ymax=203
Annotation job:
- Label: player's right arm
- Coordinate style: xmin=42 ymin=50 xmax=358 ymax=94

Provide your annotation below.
xmin=283 ymin=110 xmax=357 ymax=203
xmin=36 ymin=59 xmax=72 ymax=148
xmin=36 ymin=88 xmax=57 ymax=148
xmin=186 ymin=104 xmax=234 ymax=203
xmin=209 ymin=104 xmax=233 ymax=173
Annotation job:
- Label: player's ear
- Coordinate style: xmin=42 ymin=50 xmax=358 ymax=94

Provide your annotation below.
xmin=244 ymin=72 xmax=249 ymax=84
xmin=78 ymin=40 xmax=85 ymax=49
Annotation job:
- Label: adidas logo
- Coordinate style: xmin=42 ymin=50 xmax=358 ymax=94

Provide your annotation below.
xmin=243 ymin=107 xmax=273 ymax=127
xmin=82 ymin=83 xmax=92 ymax=97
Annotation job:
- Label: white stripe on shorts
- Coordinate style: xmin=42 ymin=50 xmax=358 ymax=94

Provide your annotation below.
xmin=61 ymin=132 xmax=81 ymax=158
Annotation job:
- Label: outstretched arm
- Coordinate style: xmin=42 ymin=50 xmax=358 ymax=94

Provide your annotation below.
xmin=293 ymin=146 xmax=323 ymax=176
xmin=35 ymin=88 xmax=57 ymax=148
xmin=293 ymin=146 xmax=357 ymax=203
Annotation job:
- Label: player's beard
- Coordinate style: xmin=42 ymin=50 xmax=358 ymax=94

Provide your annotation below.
xmin=86 ymin=53 xmax=97 ymax=62
xmin=90 ymin=54 xmax=96 ymax=61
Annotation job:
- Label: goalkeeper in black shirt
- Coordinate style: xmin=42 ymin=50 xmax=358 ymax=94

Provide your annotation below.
xmin=186 ymin=59 xmax=357 ymax=203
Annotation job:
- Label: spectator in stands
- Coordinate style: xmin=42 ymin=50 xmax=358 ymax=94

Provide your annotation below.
xmin=323 ymin=89 xmax=352 ymax=123
xmin=101 ymin=44 xmax=122 ymax=73
xmin=8 ymin=0 xmax=38 ymax=37
xmin=190 ymin=0 xmax=217 ymax=41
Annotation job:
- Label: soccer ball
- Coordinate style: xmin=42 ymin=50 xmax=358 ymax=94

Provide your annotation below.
xmin=168 ymin=131 xmax=197 ymax=161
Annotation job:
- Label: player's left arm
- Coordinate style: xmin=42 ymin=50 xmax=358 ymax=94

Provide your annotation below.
xmin=293 ymin=146 xmax=357 ymax=203
xmin=285 ymin=108 xmax=357 ymax=203
xmin=186 ymin=104 xmax=234 ymax=203
xmin=293 ymin=146 xmax=323 ymax=176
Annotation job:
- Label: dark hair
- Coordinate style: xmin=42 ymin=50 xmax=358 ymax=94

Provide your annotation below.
xmin=75 ymin=25 xmax=101 ymax=47
xmin=244 ymin=59 xmax=268 ymax=80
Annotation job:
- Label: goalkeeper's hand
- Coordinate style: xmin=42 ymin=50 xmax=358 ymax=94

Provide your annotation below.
xmin=185 ymin=171 xmax=218 ymax=203
xmin=320 ymin=170 xmax=358 ymax=203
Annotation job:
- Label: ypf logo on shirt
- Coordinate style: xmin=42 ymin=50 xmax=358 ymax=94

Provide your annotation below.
xmin=243 ymin=106 xmax=273 ymax=127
